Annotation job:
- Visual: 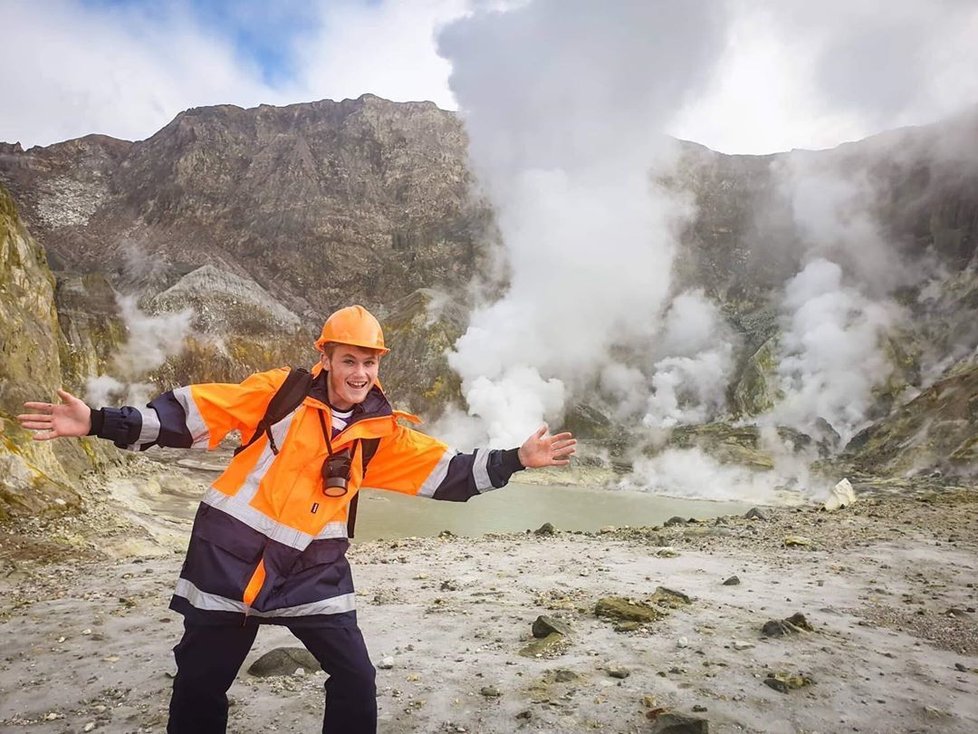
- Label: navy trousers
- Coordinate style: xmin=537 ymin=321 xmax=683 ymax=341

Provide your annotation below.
xmin=167 ymin=618 xmax=377 ymax=733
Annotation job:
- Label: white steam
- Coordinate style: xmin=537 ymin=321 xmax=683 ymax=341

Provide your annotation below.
xmin=764 ymin=154 xmax=906 ymax=445
xmin=768 ymin=259 xmax=897 ymax=444
xmin=620 ymin=448 xmax=785 ymax=505
xmin=438 ymin=0 xmax=730 ymax=446
xmin=85 ymin=295 xmax=193 ymax=407
xmin=642 ymin=291 xmax=737 ymax=429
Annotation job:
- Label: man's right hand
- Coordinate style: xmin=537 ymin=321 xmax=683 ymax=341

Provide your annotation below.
xmin=18 ymin=389 xmax=92 ymax=440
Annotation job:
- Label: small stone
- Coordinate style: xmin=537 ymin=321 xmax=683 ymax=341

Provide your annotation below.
xmin=378 ymin=657 xmax=395 ymax=670
xmin=664 ymin=516 xmax=686 ymax=527
xmin=607 ymin=666 xmax=630 ymax=679
xmin=595 ymin=597 xmax=664 ymax=624
xmin=692 ymin=704 xmax=708 ymax=712
xmin=783 ymin=535 xmax=813 ymax=548
xmin=45 ymin=713 xmax=61 ymax=721
xmin=248 ymin=648 xmax=320 ymax=677
xmin=677 ymin=637 xmax=689 ymax=648
xmin=656 ymin=547 xmax=680 ymax=558
xmin=732 ymin=640 xmax=755 ymax=651
xmin=83 ymin=724 xmax=96 ymax=732
xmin=722 ymin=576 xmax=741 ymax=586
xmin=954 ymin=663 xmax=969 ymax=672
xmin=532 ymin=615 xmax=573 ymax=638
xmin=745 ymin=508 xmax=767 ymax=521
xmin=534 ymin=522 xmax=556 ymax=536
xmin=648 ymin=712 xmax=708 ymax=733
xmin=650 ymin=587 xmax=691 ymax=606
xmin=480 ymin=685 xmax=501 ymax=698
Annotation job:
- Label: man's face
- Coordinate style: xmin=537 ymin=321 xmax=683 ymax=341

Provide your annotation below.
xmin=321 ymin=344 xmax=381 ymax=410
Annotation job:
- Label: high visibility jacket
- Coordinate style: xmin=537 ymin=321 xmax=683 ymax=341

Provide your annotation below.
xmin=92 ymin=367 xmax=524 ymax=625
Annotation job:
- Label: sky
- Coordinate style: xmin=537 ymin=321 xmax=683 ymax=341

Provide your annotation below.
xmin=2 ymin=0 xmax=977 ymax=154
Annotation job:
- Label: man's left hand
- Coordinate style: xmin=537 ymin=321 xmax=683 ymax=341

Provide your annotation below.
xmin=517 ymin=424 xmax=577 ymax=468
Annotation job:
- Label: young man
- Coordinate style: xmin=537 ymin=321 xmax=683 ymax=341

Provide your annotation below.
xmin=18 ymin=304 xmax=576 ymax=734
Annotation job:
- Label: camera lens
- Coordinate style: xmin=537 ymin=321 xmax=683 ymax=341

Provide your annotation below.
xmin=322 ymin=447 xmax=353 ymax=497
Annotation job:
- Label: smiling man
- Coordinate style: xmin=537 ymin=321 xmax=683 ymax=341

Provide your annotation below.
xmin=17 ymin=304 xmax=576 ymax=734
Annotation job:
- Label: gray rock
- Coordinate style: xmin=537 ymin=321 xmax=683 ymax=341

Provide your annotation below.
xmin=745 ymin=508 xmax=767 ymax=521
xmin=761 ymin=612 xmax=813 ymax=637
xmin=247 ymin=648 xmax=320 ymax=677
xmin=664 ymin=516 xmax=687 ymax=527
xmin=722 ymin=576 xmax=741 ymax=586
xmin=532 ymin=615 xmax=573 ymax=639
xmin=648 ymin=711 xmax=710 ymax=733
xmin=534 ymin=522 xmax=556 ymax=536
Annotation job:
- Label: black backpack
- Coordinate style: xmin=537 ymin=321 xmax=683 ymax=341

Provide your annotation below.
xmin=233 ymin=367 xmax=379 ymax=537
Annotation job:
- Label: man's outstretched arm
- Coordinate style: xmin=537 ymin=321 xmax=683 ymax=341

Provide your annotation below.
xmin=364 ymin=423 xmax=577 ymax=502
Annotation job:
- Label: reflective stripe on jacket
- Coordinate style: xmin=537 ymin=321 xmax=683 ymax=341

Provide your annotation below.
xmin=94 ymin=367 xmax=524 ymax=624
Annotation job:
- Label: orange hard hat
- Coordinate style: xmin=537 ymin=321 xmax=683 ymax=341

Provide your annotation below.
xmin=315 ymin=305 xmax=389 ymax=354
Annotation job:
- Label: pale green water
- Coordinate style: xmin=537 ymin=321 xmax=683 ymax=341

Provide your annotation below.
xmin=351 ymin=483 xmax=752 ymax=541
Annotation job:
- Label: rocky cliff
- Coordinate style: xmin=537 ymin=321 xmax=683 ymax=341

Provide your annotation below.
xmin=0 ymin=184 xmax=121 ymax=520
xmin=0 ymin=95 xmax=490 ymax=321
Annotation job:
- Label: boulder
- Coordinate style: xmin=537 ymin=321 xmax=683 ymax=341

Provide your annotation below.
xmin=247 ymin=647 xmax=320 ymax=677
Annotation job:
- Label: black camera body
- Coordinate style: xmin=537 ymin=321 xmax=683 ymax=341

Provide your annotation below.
xmin=322 ymin=447 xmax=353 ymax=497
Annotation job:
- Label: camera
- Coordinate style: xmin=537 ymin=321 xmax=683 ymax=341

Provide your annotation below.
xmin=322 ymin=447 xmax=353 ymax=497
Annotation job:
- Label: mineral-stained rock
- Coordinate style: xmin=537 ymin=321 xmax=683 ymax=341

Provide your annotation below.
xmin=519 ymin=632 xmax=568 ymax=658
xmin=595 ymin=597 xmax=665 ymax=624
xmin=649 ymin=587 xmax=692 ymax=607
xmin=0 ymin=184 xmax=118 ymax=521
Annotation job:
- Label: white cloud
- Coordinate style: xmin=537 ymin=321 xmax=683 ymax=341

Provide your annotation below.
xmin=0 ymin=0 xmax=279 ymax=146
xmin=0 ymin=0 xmax=468 ymax=148
xmin=671 ymin=0 xmax=978 ymax=153
xmin=2 ymin=1 xmax=976 ymax=152
xmin=294 ymin=0 xmax=466 ymax=109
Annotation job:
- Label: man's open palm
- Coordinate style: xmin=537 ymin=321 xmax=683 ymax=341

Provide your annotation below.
xmin=18 ymin=389 xmax=92 ymax=440
xmin=517 ymin=424 xmax=576 ymax=468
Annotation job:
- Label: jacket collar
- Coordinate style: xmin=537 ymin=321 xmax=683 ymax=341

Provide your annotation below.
xmin=310 ymin=370 xmax=393 ymax=422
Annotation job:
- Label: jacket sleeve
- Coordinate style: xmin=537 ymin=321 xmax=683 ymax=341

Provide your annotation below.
xmin=362 ymin=424 xmax=526 ymax=502
xmin=88 ymin=369 xmax=284 ymax=452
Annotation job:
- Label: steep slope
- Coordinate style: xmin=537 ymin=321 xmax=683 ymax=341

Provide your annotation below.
xmin=0 ymin=184 xmax=119 ymax=520
xmin=0 ymin=95 xmax=491 ymax=320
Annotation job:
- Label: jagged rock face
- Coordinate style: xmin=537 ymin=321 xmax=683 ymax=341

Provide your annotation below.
xmin=845 ymin=363 xmax=978 ymax=476
xmin=0 ymin=95 xmax=491 ymax=320
xmin=0 ymin=185 xmax=119 ymax=520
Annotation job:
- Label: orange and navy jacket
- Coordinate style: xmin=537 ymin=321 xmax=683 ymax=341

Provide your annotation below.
xmin=90 ymin=367 xmax=525 ymax=625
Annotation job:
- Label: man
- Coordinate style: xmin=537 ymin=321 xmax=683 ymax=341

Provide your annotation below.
xmin=17 ymin=304 xmax=576 ymax=734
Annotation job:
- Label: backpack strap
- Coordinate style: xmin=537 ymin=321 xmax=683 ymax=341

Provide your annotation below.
xmin=346 ymin=437 xmax=380 ymax=539
xmin=233 ymin=367 xmax=313 ymax=457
